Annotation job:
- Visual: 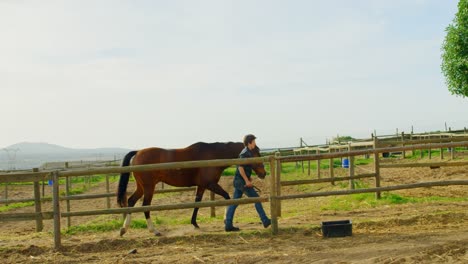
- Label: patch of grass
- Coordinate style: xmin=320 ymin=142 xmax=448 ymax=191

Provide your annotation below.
xmin=295 ymin=183 xmax=327 ymax=193
xmin=153 ymin=215 xmax=224 ymax=226
xmin=0 ymin=174 xmax=120 ymax=187
xmin=0 ymin=244 xmax=22 ymax=253
xmin=64 ymin=217 xmax=161 ymax=235
xmin=59 ymin=181 xmax=100 ymax=196
xmin=221 ymin=167 xmax=236 ymax=176
xmin=320 ymin=192 xmax=468 ymax=211
xmin=404 ymin=148 xmax=468 ymax=160
xmin=414 ymin=196 xmax=468 ymax=203
xmin=353 ymin=180 xmax=370 ymax=189
xmin=354 ymin=158 xmax=373 ymax=165
xmin=61 ymin=187 xmax=86 ymax=196
xmin=281 ymin=156 xmax=373 ymax=173
xmin=279 ymin=162 xmax=298 ymax=174
xmin=309 ymin=159 xmax=342 ymax=170
xmin=59 ymin=174 xmax=120 ymax=195
xmin=0 ymin=201 xmax=35 ymax=212
xmin=63 ymin=214 xmax=226 ymax=235
xmin=0 ymin=182 xmax=34 ymax=186
xmin=235 ymin=214 xmax=267 ymax=226
xmin=65 ymin=219 xmax=123 ymax=235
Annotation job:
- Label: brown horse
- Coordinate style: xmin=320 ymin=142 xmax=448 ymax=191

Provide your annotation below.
xmin=117 ymin=142 xmax=266 ymax=236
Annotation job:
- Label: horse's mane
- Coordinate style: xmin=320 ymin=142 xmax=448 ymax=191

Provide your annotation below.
xmin=187 ymin=141 xmax=242 ymax=149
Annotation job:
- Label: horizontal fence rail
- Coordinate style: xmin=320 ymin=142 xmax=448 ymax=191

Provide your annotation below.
xmin=0 ymin=157 xmax=270 ymax=181
xmin=280 ymin=173 xmax=376 ymax=186
xmin=278 ymin=180 xmax=468 ymax=200
xmin=380 ymin=136 xmax=468 ymax=146
xmin=62 ymin=187 xmax=197 ymax=201
xmin=380 ymin=161 xmax=468 ymax=169
xmin=0 ymin=187 xmax=197 ymax=204
xmin=0 ymin=172 xmax=49 ymax=184
xmin=61 ymin=197 xmax=268 ymax=217
xmin=57 ymin=157 xmax=270 ymax=178
xmin=0 ymin=212 xmax=54 ymax=222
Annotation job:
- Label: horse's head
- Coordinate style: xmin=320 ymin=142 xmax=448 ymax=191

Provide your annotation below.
xmin=250 ymin=146 xmax=267 ymax=179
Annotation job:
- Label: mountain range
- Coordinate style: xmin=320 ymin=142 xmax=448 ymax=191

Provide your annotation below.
xmin=0 ymin=142 xmax=131 ymax=170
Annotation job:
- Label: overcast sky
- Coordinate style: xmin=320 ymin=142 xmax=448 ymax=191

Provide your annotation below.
xmin=1 ymin=0 xmax=467 ymax=150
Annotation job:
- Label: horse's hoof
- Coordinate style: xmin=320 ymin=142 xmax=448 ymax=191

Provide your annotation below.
xmin=193 ymin=224 xmax=200 ymax=229
xmin=120 ymin=228 xmax=126 ymax=237
xmin=154 ymin=231 xmax=162 ymax=236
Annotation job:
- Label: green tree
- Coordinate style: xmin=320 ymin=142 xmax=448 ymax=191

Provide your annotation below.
xmin=441 ymin=0 xmax=468 ymax=97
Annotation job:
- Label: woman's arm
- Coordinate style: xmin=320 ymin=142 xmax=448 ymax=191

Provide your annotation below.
xmin=238 ymin=166 xmax=253 ymax=187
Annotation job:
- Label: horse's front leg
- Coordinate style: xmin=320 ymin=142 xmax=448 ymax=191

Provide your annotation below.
xmin=142 ymin=185 xmax=161 ymax=236
xmin=191 ymin=187 xmax=206 ymax=228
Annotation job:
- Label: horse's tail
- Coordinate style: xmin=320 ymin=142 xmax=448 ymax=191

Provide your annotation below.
xmin=117 ymin=150 xmax=138 ymax=207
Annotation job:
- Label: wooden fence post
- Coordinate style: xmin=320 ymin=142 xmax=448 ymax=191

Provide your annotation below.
xmin=276 ymin=152 xmax=282 ymax=217
xmin=373 ymin=137 xmax=381 ymax=199
xmin=401 ymin=132 xmax=406 ymax=158
xmin=106 ymin=174 xmax=110 ymax=209
xmin=269 ymin=154 xmax=278 ymax=235
xmin=348 ymin=144 xmax=355 ymax=190
xmin=316 ymin=148 xmax=321 ymax=179
xmin=307 ymin=149 xmax=311 ymax=176
xmin=66 ymin=176 xmax=71 ymax=228
xmin=409 ymin=133 xmax=414 ymax=157
xmin=4 ymin=181 xmax=8 ymax=206
xmin=65 ymin=162 xmax=72 ymax=191
xmin=329 ymin=148 xmax=335 ymax=185
xmin=451 ymin=135 xmax=455 ymax=159
xmin=210 ymin=191 xmax=215 ymax=217
xmin=33 ymin=168 xmax=43 ymax=232
xmin=440 ymin=134 xmax=443 ymax=160
xmin=52 ymin=171 xmax=62 ymax=250
xmin=42 ymin=179 xmax=45 ymax=198
xmin=301 ymin=150 xmax=304 ymax=174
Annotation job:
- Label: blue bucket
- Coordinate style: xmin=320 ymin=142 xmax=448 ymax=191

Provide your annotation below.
xmin=48 ymin=180 xmax=53 ymax=186
xmin=342 ymin=158 xmax=349 ymax=168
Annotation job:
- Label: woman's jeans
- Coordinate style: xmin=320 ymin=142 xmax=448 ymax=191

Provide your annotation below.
xmin=225 ymin=185 xmax=269 ymax=228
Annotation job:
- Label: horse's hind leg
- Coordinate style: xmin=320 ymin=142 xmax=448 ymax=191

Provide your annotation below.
xmin=191 ymin=186 xmax=206 ymax=228
xmin=206 ymin=183 xmax=231 ymax=224
xmin=207 ymin=183 xmax=230 ymax=200
xmin=120 ymin=186 xmax=144 ymax=236
xmin=142 ymin=184 xmax=161 ymax=236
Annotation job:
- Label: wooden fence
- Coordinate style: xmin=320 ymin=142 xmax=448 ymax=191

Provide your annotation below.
xmin=293 ymin=134 xmax=468 ymax=174
xmin=0 ymin=140 xmax=468 ymax=249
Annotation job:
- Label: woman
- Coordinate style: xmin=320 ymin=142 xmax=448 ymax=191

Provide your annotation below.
xmin=224 ymin=134 xmax=271 ymax=232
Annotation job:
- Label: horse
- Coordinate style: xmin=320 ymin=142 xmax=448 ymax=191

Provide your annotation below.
xmin=117 ymin=142 xmax=266 ymax=236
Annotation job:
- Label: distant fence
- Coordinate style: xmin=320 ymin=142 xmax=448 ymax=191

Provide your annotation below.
xmin=292 ymin=134 xmax=468 ymax=175
xmin=0 ymin=140 xmax=468 ymax=250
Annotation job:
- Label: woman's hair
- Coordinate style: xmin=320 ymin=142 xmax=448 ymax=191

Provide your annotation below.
xmin=243 ymin=134 xmax=256 ymax=146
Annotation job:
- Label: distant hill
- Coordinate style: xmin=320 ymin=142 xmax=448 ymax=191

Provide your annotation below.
xmin=6 ymin=142 xmax=75 ymax=154
xmin=0 ymin=142 xmax=131 ymax=170
xmin=5 ymin=142 xmax=130 ymax=154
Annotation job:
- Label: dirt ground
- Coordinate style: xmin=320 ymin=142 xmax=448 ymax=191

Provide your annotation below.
xmin=0 ymin=157 xmax=467 ymax=263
